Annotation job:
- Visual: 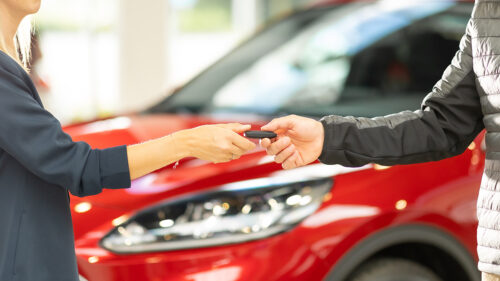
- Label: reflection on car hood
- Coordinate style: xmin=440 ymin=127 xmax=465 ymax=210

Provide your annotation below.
xmin=64 ymin=114 xmax=369 ymax=210
xmin=64 ymin=114 xmax=270 ymax=209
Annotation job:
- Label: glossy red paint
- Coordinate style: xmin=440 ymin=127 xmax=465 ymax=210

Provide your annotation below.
xmin=68 ymin=112 xmax=484 ymax=281
xmin=69 ymin=0 xmax=481 ymax=279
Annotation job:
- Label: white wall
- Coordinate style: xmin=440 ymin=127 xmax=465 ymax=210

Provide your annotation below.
xmin=117 ymin=0 xmax=171 ymax=112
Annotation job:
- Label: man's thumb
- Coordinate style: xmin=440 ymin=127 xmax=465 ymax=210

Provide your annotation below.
xmin=261 ymin=116 xmax=294 ymax=132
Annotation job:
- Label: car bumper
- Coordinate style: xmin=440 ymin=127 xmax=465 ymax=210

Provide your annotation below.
xmin=76 ymin=231 xmax=330 ymax=281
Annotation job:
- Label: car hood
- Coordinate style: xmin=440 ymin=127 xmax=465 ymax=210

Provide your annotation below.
xmin=66 ymin=114 xmax=369 ymax=212
xmin=64 ymin=114 xmax=265 ymax=148
xmin=65 ymin=114 xmax=273 ymax=210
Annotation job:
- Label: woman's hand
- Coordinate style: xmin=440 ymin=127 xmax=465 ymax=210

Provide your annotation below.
xmin=175 ymin=123 xmax=256 ymax=163
xmin=127 ymin=123 xmax=256 ymax=180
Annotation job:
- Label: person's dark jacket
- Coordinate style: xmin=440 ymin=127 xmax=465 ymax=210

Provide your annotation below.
xmin=0 ymin=51 xmax=131 ymax=281
xmin=318 ymin=0 xmax=500 ymax=274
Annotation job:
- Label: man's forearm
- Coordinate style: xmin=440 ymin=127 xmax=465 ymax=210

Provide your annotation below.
xmin=319 ymin=71 xmax=483 ymax=167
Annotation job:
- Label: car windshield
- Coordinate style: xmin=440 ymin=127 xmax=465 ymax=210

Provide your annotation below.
xmin=154 ymin=0 xmax=467 ymax=118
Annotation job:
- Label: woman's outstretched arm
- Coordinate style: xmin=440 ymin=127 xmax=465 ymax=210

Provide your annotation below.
xmin=0 ymin=57 xmax=256 ymax=196
xmin=127 ymin=123 xmax=255 ymax=180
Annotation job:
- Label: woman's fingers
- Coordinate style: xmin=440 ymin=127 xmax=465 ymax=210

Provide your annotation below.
xmin=192 ymin=124 xmax=262 ymax=164
xmin=214 ymin=130 xmax=255 ymax=163
xmin=230 ymin=132 xmax=256 ymax=151
xmin=229 ymin=144 xmax=245 ymax=157
xmin=216 ymin=123 xmax=252 ymax=133
xmin=216 ymin=123 xmax=256 ymax=153
xmin=218 ymin=145 xmax=243 ymax=162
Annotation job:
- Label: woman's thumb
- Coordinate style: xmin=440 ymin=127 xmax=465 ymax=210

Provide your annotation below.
xmin=217 ymin=123 xmax=251 ymax=133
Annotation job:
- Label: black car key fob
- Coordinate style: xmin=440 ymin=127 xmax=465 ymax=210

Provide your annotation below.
xmin=244 ymin=130 xmax=277 ymax=139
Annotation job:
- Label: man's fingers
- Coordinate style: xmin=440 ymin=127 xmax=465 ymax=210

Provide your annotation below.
xmin=266 ymin=137 xmax=291 ymax=156
xmin=282 ymin=151 xmax=299 ymax=170
xmin=274 ymin=144 xmax=295 ymax=164
xmin=260 ymin=138 xmax=271 ymax=148
xmin=261 ymin=116 xmax=295 ymax=132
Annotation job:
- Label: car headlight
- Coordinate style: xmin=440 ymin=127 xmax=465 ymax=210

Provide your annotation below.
xmin=101 ymin=177 xmax=333 ymax=253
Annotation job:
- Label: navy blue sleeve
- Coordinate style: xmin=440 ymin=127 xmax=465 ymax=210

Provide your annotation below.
xmin=0 ymin=60 xmax=131 ymax=197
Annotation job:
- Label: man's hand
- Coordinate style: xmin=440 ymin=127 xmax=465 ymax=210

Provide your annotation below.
xmin=261 ymin=115 xmax=324 ymax=169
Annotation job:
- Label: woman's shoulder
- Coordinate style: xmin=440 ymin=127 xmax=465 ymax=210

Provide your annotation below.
xmin=0 ymin=51 xmax=27 ymax=76
xmin=0 ymin=51 xmax=33 ymax=90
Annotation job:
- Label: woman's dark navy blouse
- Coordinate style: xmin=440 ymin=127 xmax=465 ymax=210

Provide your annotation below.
xmin=0 ymin=51 xmax=131 ymax=281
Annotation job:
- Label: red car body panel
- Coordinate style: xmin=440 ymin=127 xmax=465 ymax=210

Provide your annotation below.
xmin=68 ymin=1 xmax=482 ymax=280
xmin=67 ymin=114 xmax=484 ymax=281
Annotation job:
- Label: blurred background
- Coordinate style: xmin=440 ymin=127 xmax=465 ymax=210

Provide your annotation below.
xmin=39 ymin=1 xmax=483 ymax=280
xmin=34 ymin=0 xmax=314 ymax=124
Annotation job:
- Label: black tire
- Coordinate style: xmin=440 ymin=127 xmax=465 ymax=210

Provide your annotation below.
xmin=348 ymin=258 xmax=443 ymax=281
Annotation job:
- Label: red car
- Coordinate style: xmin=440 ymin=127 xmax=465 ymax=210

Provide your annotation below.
xmin=70 ymin=1 xmax=482 ymax=280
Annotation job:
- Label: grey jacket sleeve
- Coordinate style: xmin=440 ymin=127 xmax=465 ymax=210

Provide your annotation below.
xmin=0 ymin=63 xmax=131 ymax=197
xmin=318 ymin=32 xmax=484 ymax=167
